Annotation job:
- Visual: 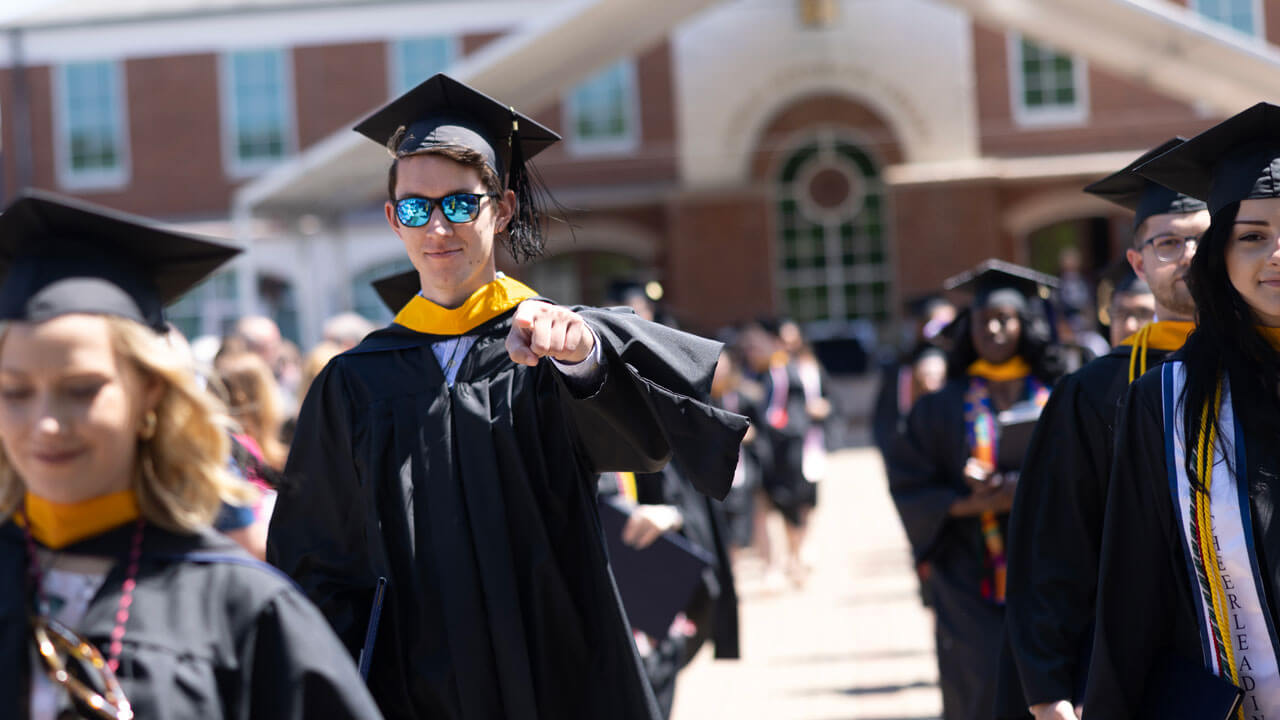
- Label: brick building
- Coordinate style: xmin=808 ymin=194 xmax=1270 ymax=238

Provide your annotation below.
xmin=0 ymin=0 xmax=1274 ymax=350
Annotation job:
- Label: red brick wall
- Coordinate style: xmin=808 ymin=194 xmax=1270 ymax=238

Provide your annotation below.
xmin=663 ymin=188 xmax=774 ymax=333
xmin=973 ymin=24 xmax=1214 ymax=158
xmin=891 ymin=181 xmax=1006 ymax=300
xmin=293 ymin=42 xmax=387 ymax=149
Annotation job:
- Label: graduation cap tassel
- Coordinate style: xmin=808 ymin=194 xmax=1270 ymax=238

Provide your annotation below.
xmin=506 ymin=118 xmax=544 ymax=264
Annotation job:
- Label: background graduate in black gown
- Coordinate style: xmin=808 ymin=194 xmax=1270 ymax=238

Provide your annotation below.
xmin=1000 ymin=140 xmax=1208 ymax=720
xmin=887 ymin=260 xmax=1062 ymax=720
xmin=872 ymin=295 xmax=957 ymax=461
xmin=1087 ymin=104 xmax=1280 ymax=718
xmin=0 ymin=192 xmax=382 ymax=720
xmin=267 ymin=74 xmax=748 ymax=720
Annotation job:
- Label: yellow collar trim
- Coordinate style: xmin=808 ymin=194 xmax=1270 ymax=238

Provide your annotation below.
xmin=21 ymin=489 xmax=140 ymax=550
xmin=393 ymin=276 xmax=539 ymax=336
xmin=1259 ymin=326 xmax=1280 ymax=351
xmin=1118 ymin=321 xmax=1194 ymax=352
xmin=968 ymin=357 xmax=1032 ymax=383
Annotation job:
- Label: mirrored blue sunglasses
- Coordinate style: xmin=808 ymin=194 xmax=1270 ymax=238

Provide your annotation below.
xmin=395 ymin=193 xmax=500 ymax=227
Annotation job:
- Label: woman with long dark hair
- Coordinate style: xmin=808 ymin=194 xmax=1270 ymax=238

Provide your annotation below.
xmin=1086 ymin=103 xmax=1280 ymax=717
xmin=888 ymin=260 xmax=1062 ymax=720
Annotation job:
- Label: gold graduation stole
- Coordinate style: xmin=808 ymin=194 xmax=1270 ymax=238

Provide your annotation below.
xmin=19 ymin=490 xmax=140 ymax=550
xmin=393 ymin=275 xmax=539 ymax=336
xmin=1120 ymin=320 xmax=1194 ymax=382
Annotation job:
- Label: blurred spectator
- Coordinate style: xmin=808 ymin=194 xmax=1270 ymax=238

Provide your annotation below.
xmin=213 ymin=351 xmax=289 ymax=472
xmin=235 ymin=315 xmax=283 ymax=371
xmin=1056 ymin=246 xmax=1092 ymax=317
xmin=872 ymin=296 xmax=957 ymax=458
xmin=299 ymin=340 xmax=344 ymax=404
xmin=710 ymin=349 xmax=769 ymax=564
xmin=324 ymin=312 xmax=376 ymax=350
xmin=160 ymin=326 xmax=272 ymax=560
xmin=739 ymin=319 xmax=814 ymax=589
xmin=1106 ymin=274 xmax=1155 ymax=346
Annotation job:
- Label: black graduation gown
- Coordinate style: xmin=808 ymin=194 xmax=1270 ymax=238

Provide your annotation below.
xmin=759 ymin=363 xmax=812 ymax=525
xmin=267 ymin=307 xmax=747 ymax=720
xmin=717 ymin=387 xmax=769 ymax=548
xmin=887 ymin=379 xmax=1021 ymax=720
xmin=0 ymin=521 xmax=382 ymax=719
xmin=872 ymin=359 xmax=908 ymax=459
xmin=612 ymin=461 xmax=740 ymax=720
xmin=1085 ymin=367 xmax=1280 ymax=717
xmin=998 ymin=346 xmax=1172 ymax=715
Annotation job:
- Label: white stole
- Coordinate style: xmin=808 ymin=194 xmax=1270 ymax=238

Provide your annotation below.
xmin=1164 ymin=361 xmax=1280 ymax=717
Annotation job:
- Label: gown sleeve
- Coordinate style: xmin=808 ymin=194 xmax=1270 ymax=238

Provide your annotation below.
xmin=239 ymin=587 xmax=386 ymax=720
xmin=266 ymin=362 xmax=379 ymax=656
xmin=1083 ymin=375 xmax=1179 ymax=718
xmin=1004 ymin=369 xmax=1111 ymax=705
xmin=886 ymin=387 xmax=962 ymax=564
xmin=559 ymin=308 xmax=749 ymax=501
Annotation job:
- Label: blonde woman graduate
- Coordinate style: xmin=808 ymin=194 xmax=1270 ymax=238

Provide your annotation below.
xmin=0 ymin=192 xmax=382 ymax=720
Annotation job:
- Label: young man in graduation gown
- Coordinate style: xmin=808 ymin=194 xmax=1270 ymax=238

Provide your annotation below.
xmin=887 ymin=260 xmax=1062 ymax=720
xmin=999 ymin=140 xmax=1209 ymax=720
xmin=266 ymin=74 xmax=748 ymax=720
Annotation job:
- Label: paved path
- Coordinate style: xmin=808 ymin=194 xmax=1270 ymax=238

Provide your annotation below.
xmin=672 ymin=446 xmax=943 ymax=720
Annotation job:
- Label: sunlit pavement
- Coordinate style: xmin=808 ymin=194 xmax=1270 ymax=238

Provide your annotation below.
xmin=672 ymin=445 xmax=943 ymax=720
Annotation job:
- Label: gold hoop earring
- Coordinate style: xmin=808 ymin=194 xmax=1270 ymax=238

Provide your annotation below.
xmin=139 ymin=410 xmax=157 ymax=441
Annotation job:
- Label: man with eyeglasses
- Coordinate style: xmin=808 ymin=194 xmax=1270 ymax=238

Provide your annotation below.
xmin=266 ymin=74 xmax=748 ymax=720
xmin=997 ymin=138 xmax=1210 ymax=720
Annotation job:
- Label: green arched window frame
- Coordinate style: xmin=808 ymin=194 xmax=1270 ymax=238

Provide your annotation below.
xmin=775 ymin=129 xmax=890 ymax=326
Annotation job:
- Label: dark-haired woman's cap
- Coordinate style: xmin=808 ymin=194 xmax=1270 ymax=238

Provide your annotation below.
xmin=371 ymin=268 xmax=420 ymax=314
xmin=1084 ymin=137 xmax=1207 ymax=229
xmin=1136 ymin=102 xmax=1280 ymax=215
xmin=944 ymin=258 xmax=1058 ymax=310
xmin=0 ymin=190 xmax=240 ymax=331
xmin=353 ymin=73 xmax=560 ymax=182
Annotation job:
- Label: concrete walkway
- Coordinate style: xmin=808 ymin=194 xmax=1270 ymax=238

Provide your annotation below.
xmin=672 ymin=446 xmax=943 ymax=720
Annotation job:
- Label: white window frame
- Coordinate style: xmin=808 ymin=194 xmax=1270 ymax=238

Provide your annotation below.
xmin=387 ymin=35 xmax=458 ymax=96
xmin=1191 ymin=0 xmax=1265 ymax=36
xmin=219 ymin=48 xmax=296 ymax=179
xmin=53 ymin=59 xmax=130 ymax=191
xmin=1007 ymin=33 xmax=1090 ymax=129
xmin=563 ymin=59 xmax=641 ymax=157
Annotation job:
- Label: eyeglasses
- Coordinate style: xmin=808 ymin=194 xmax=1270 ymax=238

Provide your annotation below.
xmin=31 ymin=616 xmax=134 ymax=720
xmin=394 ymin=193 xmax=499 ymax=227
xmin=1141 ymin=234 xmax=1199 ymax=263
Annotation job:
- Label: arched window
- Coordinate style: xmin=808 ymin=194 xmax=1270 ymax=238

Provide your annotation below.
xmin=776 ymin=130 xmax=890 ymax=327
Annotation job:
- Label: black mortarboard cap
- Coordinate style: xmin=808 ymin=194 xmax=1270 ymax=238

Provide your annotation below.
xmin=0 ymin=190 xmax=240 ymax=331
xmin=353 ymin=73 xmax=560 ymax=182
xmin=1136 ymin=102 xmax=1280 ymax=215
xmin=354 ymin=73 xmax=562 ymax=264
xmin=371 ymin=269 xmax=420 ymax=314
xmin=1084 ymin=138 xmax=1207 ymax=229
xmin=943 ymin=259 xmax=1059 ymax=309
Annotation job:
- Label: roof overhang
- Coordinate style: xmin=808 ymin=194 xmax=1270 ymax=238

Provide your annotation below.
xmin=940 ymin=0 xmax=1280 ymax=116
xmin=234 ymin=0 xmax=725 ymax=220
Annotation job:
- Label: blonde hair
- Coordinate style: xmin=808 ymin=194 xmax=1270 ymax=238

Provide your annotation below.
xmin=298 ymin=340 xmax=342 ymax=405
xmin=0 ymin=316 xmax=254 ymax=533
xmin=213 ymin=351 xmax=288 ymax=470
